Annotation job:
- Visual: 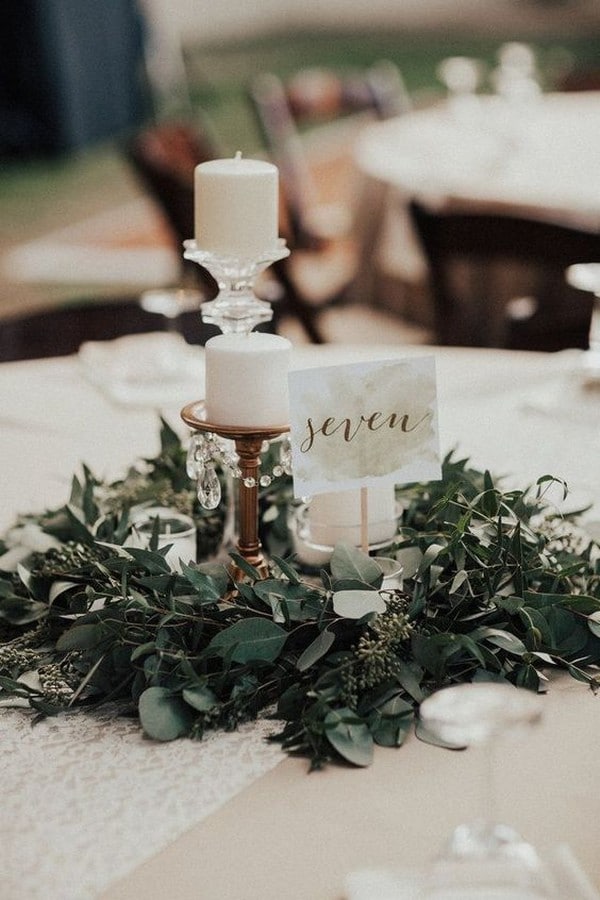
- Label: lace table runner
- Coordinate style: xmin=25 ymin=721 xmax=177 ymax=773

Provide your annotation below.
xmin=0 ymin=708 xmax=284 ymax=900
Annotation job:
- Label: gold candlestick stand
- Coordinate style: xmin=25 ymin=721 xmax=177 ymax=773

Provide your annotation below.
xmin=181 ymin=401 xmax=290 ymax=581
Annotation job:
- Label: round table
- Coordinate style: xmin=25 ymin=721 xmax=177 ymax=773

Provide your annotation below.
xmin=352 ymin=91 xmax=600 ymax=305
xmin=1 ymin=341 xmax=599 ymax=899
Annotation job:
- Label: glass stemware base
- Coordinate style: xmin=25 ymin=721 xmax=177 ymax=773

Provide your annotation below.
xmin=419 ymin=683 xmax=555 ymax=898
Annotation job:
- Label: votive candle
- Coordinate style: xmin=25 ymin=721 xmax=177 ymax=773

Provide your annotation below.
xmin=307 ymin=486 xmax=397 ymax=546
xmin=205 ymin=332 xmax=291 ymax=427
xmin=194 ymin=153 xmax=279 ymax=257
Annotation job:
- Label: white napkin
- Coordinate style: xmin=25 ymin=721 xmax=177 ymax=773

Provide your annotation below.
xmin=78 ymin=332 xmax=205 ymax=408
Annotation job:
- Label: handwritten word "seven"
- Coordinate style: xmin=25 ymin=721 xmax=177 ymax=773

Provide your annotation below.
xmin=300 ymin=410 xmax=431 ymax=453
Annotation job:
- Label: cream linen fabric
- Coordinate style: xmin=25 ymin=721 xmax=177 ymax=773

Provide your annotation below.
xmin=0 ymin=342 xmax=599 ymax=899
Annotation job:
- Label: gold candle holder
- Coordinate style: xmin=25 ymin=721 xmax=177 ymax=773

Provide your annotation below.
xmin=181 ymin=400 xmax=289 ymax=581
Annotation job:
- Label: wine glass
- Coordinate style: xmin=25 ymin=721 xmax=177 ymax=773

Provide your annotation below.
xmin=138 ymin=286 xmax=204 ymax=380
xmin=437 ymin=56 xmax=484 ymax=125
xmin=565 ymin=263 xmax=600 ymax=383
xmin=418 ymin=683 xmax=556 ymax=898
xmin=492 ymin=43 xmax=542 ymax=105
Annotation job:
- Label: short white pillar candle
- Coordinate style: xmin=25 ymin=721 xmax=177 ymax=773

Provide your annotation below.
xmin=205 ymin=332 xmax=291 ymax=427
xmin=194 ymin=153 xmax=279 ymax=257
xmin=128 ymin=507 xmax=197 ymax=572
xmin=307 ymin=486 xmax=397 ymax=547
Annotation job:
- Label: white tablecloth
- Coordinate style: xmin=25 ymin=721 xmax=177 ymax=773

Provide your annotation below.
xmin=1 ymin=341 xmax=599 ymax=898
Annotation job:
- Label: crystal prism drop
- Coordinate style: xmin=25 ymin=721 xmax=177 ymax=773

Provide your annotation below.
xmin=186 ymin=435 xmax=204 ymax=479
xmin=197 ymin=464 xmax=221 ymax=510
xmin=279 ymin=437 xmax=293 ymax=475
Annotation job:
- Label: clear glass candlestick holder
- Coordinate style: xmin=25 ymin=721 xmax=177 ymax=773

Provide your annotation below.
xmin=182 ymin=239 xmax=290 ymax=334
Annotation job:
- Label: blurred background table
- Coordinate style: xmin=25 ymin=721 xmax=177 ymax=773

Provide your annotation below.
xmin=353 ymin=91 xmax=600 ymax=329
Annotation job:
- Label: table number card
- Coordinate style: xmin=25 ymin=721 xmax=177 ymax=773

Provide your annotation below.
xmin=288 ymin=356 xmax=441 ymax=498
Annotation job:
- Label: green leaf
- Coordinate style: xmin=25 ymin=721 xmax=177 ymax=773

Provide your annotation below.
xmin=138 ymin=686 xmax=194 ymax=741
xmin=296 ymin=629 xmax=335 ymax=671
xmin=372 ymin=711 xmax=413 ymax=747
xmin=56 ymin=623 xmax=103 ymax=652
xmin=228 ymin=551 xmax=262 ymax=581
xmin=0 ymin=595 xmax=48 ymax=625
xmin=561 ymin=596 xmax=600 ymax=616
xmin=123 ymin=547 xmax=172 ymax=574
xmin=324 ymin=708 xmax=374 ymax=767
xmin=182 ymin=685 xmax=217 ymax=712
xmin=159 ymin=417 xmax=181 ymax=452
xmin=130 ymin=641 xmax=156 ymax=662
xmin=270 ymin=555 xmax=301 ymax=585
xmin=394 ymin=661 xmax=425 ymax=702
xmin=330 ymin=544 xmax=383 ymax=587
xmin=514 ymin=664 xmax=541 ymax=691
xmin=479 ymin=629 xmax=527 ymax=657
xmin=332 ymin=590 xmax=386 ymax=619
xmin=208 ymin=617 xmax=287 ymax=664
xmin=180 ymin=562 xmax=227 ymax=603
xmin=543 ymin=607 xmax=588 ymax=656
xmin=589 ymin=611 xmax=600 ymax=638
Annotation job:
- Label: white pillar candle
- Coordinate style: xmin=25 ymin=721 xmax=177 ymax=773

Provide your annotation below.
xmin=194 ymin=153 xmax=279 ymax=257
xmin=307 ymin=486 xmax=397 ymax=547
xmin=205 ymin=332 xmax=291 ymax=427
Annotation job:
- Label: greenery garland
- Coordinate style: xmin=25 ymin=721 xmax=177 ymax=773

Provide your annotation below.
xmin=0 ymin=420 xmax=599 ymax=768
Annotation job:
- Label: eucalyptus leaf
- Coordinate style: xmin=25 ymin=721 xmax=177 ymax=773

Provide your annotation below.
xmin=324 ymin=708 xmax=374 ymax=767
xmin=229 ymin=551 xmax=262 ymax=581
xmin=180 ymin=562 xmax=227 ymax=604
xmin=208 ymin=617 xmax=287 ymax=664
xmin=0 ymin=595 xmax=48 ymax=625
xmin=182 ymin=685 xmax=217 ymax=712
xmin=587 ymin=610 xmax=600 ymax=638
xmin=139 ymin=686 xmax=194 ymax=741
xmin=330 ymin=544 xmax=383 ymax=587
xmin=296 ymin=629 xmax=335 ymax=671
xmin=332 ymin=590 xmax=386 ymax=619
xmin=56 ymin=623 xmax=102 ymax=652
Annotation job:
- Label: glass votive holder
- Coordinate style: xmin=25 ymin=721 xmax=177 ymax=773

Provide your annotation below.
xmin=373 ymin=556 xmax=404 ymax=590
xmin=288 ymin=503 xmax=399 ymax=571
xmin=128 ymin=506 xmax=197 ymax=572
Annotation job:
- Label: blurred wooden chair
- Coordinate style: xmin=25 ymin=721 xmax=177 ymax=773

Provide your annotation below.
xmin=125 ymin=121 xmax=219 ymax=298
xmin=284 ymin=60 xmax=411 ymax=124
xmin=409 ymin=201 xmax=600 ymax=351
xmin=0 ymin=298 xmax=220 ymax=362
xmin=248 ymin=66 xmax=409 ymax=343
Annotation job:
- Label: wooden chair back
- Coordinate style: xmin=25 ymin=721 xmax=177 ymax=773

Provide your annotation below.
xmin=410 ymin=201 xmax=599 ymax=350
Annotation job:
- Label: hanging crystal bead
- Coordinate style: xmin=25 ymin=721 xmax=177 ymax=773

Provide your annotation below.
xmin=196 ymin=462 xmax=221 ymax=510
xmin=259 ymin=474 xmax=272 ymax=487
xmin=279 ymin=437 xmax=293 ymax=475
xmin=243 ymin=476 xmax=256 ymax=488
xmin=186 ymin=434 xmax=205 ymax=478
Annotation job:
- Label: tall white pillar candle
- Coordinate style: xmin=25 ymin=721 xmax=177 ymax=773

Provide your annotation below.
xmin=194 ymin=153 xmax=279 ymax=257
xmin=204 ymin=332 xmax=291 ymax=427
xmin=307 ymin=486 xmax=398 ymax=546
